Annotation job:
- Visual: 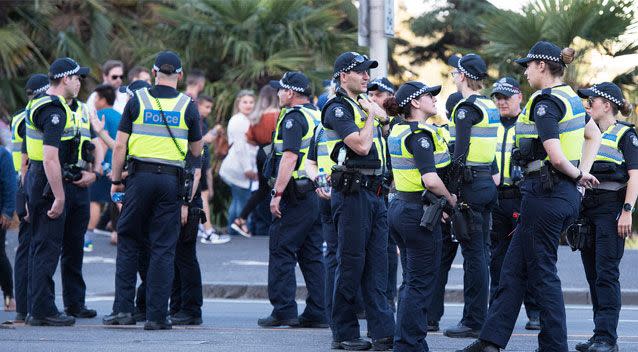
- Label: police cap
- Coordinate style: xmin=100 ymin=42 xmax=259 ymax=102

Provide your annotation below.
xmin=395 ymin=81 xmax=441 ymax=108
xmin=49 ymin=57 xmax=90 ymax=80
xmin=577 ymin=82 xmax=624 ymax=108
xmin=333 ymin=51 xmax=378 ymax=79
xmin=153 ymin=51 xmax=182 ymax=74
xmin=269 ymin=71 xmax=312 ymax=96
xmin=367 ymin=77 xmax=396 ymax=94
xmin=448 ymin=54 xmax=487 ymax=80
xmin=491 ymin=76 xmax=521 ymax=97
xmin=25 ymin=73 xmax=50 ymax=95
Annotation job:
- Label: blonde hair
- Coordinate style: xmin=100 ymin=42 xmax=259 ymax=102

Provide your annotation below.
xmin=232 ymin=89 xmax=256 ymax=116
xmin=248 ymin=85 xmax=278 ymax=124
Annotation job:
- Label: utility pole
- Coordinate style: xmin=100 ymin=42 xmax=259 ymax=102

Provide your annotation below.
xmin=359 ymin=0 xmax=394 ymax=78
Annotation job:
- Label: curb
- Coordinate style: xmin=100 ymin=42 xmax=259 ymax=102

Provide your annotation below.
xmin=202 ymin=283 xmax=638 ymax=305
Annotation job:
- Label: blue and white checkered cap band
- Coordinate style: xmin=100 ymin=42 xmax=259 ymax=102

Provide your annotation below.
xmin=458 ymin=62 xmax=479 ymax=80
xmin=525 ymin=53 xmax=560 ymax=63
xmin=52 ymin=65 xmax=80 ymax=79
xmin=399 ymin=86 xmax=430 ymax=107
xmin=372 ymin=81 xmax=394 ymax=93
xmin=125 ymin=86 xmax=134 ymax=97
xmin=492 ymin=82 xmax=519 ymax=94
xmin=278 ymin=80 xmax=306 ymax=93
xmin=33 ymin=84 xmax=50 ymax=94
xmin=153 ymin=64 xmax=183 ymax=73
xmin=591 ymin=85 xmax=623 ymax=106
xmin=333 ymin=60 xmax=363 ymax=78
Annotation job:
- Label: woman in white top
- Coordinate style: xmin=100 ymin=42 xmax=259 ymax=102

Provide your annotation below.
xmin=219 ymin=90 xmax=257 ymax=236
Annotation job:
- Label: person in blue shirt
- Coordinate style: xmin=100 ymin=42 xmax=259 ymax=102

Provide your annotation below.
xmin=0 ymin=146 xmax=17 ymax=312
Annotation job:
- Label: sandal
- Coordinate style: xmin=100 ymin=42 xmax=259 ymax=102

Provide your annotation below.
xmin=231 ymin=218 xmax=252 ymax=238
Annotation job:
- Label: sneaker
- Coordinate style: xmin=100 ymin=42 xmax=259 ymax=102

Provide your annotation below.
xmin=92 ymin=228 xmax=112 ymax=237
xmin=200 ymin=231 xmax=231 ymax=245
xmin=83 ymin=239 xmax=94 ymax=252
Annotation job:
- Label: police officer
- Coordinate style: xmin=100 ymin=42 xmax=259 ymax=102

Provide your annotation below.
xmin=10 ymin=74 xmax=49 ymax=322
xmin=386 ymin=81 xmax=456 ymax=351
xmin=444 ymin=54 xmax=499 ymax=338
xmin=257 ymin=72 xmax=326 ymax=328
xmin=427 ymin=91 xmax=462 ymax=332
xmin=574 ymin=82 xmax=636 ymax=352
xmin=459 ymin=41 xmax=601 ymax=352
xmin=24 ymin=57 xmax=91 ymax=326
xmin=368 ymin=77 xmax=399 ymax=312
xmin=322 ymin=51 xmax=395 ymax=351
xmin=489 ymin=77 xmax=540 ymax=330
xmin=106 ymin=51 xmax=202 ymax=329
xmin=59 ymin=87 xmax=103 ymax=320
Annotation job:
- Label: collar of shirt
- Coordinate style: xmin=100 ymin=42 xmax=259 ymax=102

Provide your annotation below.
xmin=150 ymin=85 xmax=179 ymax=98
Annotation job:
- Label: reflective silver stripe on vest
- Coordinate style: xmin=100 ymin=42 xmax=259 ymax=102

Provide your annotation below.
xmin=435 ymin=152 xmax=451 ymax=165
xmin=470 ymin=126 xmax=498 ymax=138
xmin=449 ymin=126 xmax=456 ymax=139
xmin=390 ymin=157 xmax=416 ymax=170
xmin=138 ymin=89 xmax=153 ymax=108
xmin=131 ymin=124 xmax=188 ymax=139
xmin=496 ymin=142 xmax=513 ymax=153
xmin=173 ymin=94 xmax=191 ymax=112
xmin=503 ymin=177 xmax=512 ymax=185
xmin=29 ymin=97 xmax=54 ymax=111
xmin=597 ymin=144 xmax=624 ymax=163
xmin=26 ymin=128 xmax=44 ymax=140
xmin=516 ymin=116 xmax=585 ymax=135
xmin=316 ymin=144 xmax=329 ymax=156
xmin=138 ymin=89 xmax=190 ymax=112
xmin=11 ymin=142 xmax=22 ymax=151
xmin=80 ymin=128 xmax=91 ymax=138
xmin=324 ymin=129 xmax=341 ymax=141
xmin=466 ymin=161 xmax=492 ymax=166
xmin=129 ymin=156 xmax=185 ymax=168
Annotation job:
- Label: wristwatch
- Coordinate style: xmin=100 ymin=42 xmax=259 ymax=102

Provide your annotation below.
xmin=573 ymin=170 xmax=583 ymax=182
xmin=270 ymin=189 xmax=284 ymax=198
xmin=622 ymin=203 xmax=634 ymax=213
xmin=111 ymin=180 xmax=123 ymax=185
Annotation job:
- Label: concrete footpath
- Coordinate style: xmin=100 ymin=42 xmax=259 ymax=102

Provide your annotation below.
xmin=3 ymin=229 xmax=638 ymax=304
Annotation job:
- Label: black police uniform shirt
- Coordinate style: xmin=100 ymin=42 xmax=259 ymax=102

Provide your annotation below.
xmin=118 ymin=85 xmax=202 ymax=143
xmin=453 ymin=96 xmax=498 ymax=174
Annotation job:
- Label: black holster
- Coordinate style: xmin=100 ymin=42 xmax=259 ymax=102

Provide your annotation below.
xmin=451 ymin=203 xmax=472 ymax=243
xmin=564 ymin=217 xmax=594 ymax=251
xmin=180 ymin=205 xmax=207 ymax=243
xmin=331 ymin=170 xmax=361 ymax=194
xmin=420 ymin=191 xmax=447 ymax=231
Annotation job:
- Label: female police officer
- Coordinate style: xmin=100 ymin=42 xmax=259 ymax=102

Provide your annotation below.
xmin=385 ymin=81 xmax=457 ymax=351
xmin=574 ymin=82 xmax=636 ymax=352
xmin=459 ymin=41 xmax=601 ymax=352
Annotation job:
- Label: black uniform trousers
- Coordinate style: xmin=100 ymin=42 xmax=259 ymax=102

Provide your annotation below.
xmin=389 ymin=198 xmax=441 ymax=352
xmin=26 ymin=162 xmax=67 ymax=318
xmin=428 ymin=225 xmax=458 ymax=324
xmin=458 ymin=175 xmax=497 ymax=330
xmin=330 ymin=188 xmax=395 ymax=342
xmin=580 ymin=191 xmax=625 ymax=345
xmin=115 ymin=170 xmax=180 ymax=322
xmin=267 ymin=190 xmax=325 ymax=321
xmin=170 ymin=197 xmax=203 ymax=318
xmin=61 ymin=183 xmax=90 ymax=311
xmin=480 ymin=176 xmax=579 ymax=351
xmin=489 ymin=191 xmax=539 ymax=319
xmin=13 ymin=179 xmax=30 ymax=316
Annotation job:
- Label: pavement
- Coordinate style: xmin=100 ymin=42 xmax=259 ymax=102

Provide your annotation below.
xmin=2 ymin=229 xmax=638 ymax=304
xmin=1 ymin=299 xmax=638 ymax=352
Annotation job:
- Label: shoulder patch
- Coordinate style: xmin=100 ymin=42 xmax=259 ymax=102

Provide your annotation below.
xmin=285 ymin=119 xmax=293 ymax=129
xmin=418 ymin=136 xmax=431 ymax=150
xmin=631 ymin=134 xmax=638 ymax=147
xmin=51 ymin=114 xmax=60 ymax=125
xmin=457 ymin=109 xmax=466 ymax=120
xmin=334 ymin=107 xmax=344 ymax=118
xmin=535 ymin=104 xmax=547 ymax=117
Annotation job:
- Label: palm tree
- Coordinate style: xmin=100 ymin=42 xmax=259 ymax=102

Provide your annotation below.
xmin=479 ymin=0 xmax=637 ymax=103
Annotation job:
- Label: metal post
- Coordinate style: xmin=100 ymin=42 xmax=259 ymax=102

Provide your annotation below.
xmin=369 ymin=0 xmax=388 ymax=78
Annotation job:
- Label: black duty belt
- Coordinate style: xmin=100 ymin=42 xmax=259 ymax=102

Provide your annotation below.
xmin=584 ymin=189 xmax=625 ymax=203
xmin=394 ymin=191 xmax=422 ymax=204
xmin=129 ymin=161 xmax=181 ymax=176
xmin=498 ymin=186 xmax=521 ymax=199
xmin=467 ymin=167 xmax=492 ymax=178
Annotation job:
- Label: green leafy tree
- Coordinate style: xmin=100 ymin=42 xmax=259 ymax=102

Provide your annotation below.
xmin=479 ymin=0 xmax=637 ymax=100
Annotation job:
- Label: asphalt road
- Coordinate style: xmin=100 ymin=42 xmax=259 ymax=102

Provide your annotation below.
xmin=1 ymin=299 xmax=638 ymax=352
xmin=3 ymin=229 xmax=637 ymax=298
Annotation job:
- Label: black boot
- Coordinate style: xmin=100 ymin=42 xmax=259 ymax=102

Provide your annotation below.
xmin=27 ymin=312 xmax=75 ymax=326
xmin=455 ymin=339 xmax=499 ymax=352
xmin=65 ymin=305 xmax=97 ymax=318
xmin=103 ymin=312 xmax=136 ymax=325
